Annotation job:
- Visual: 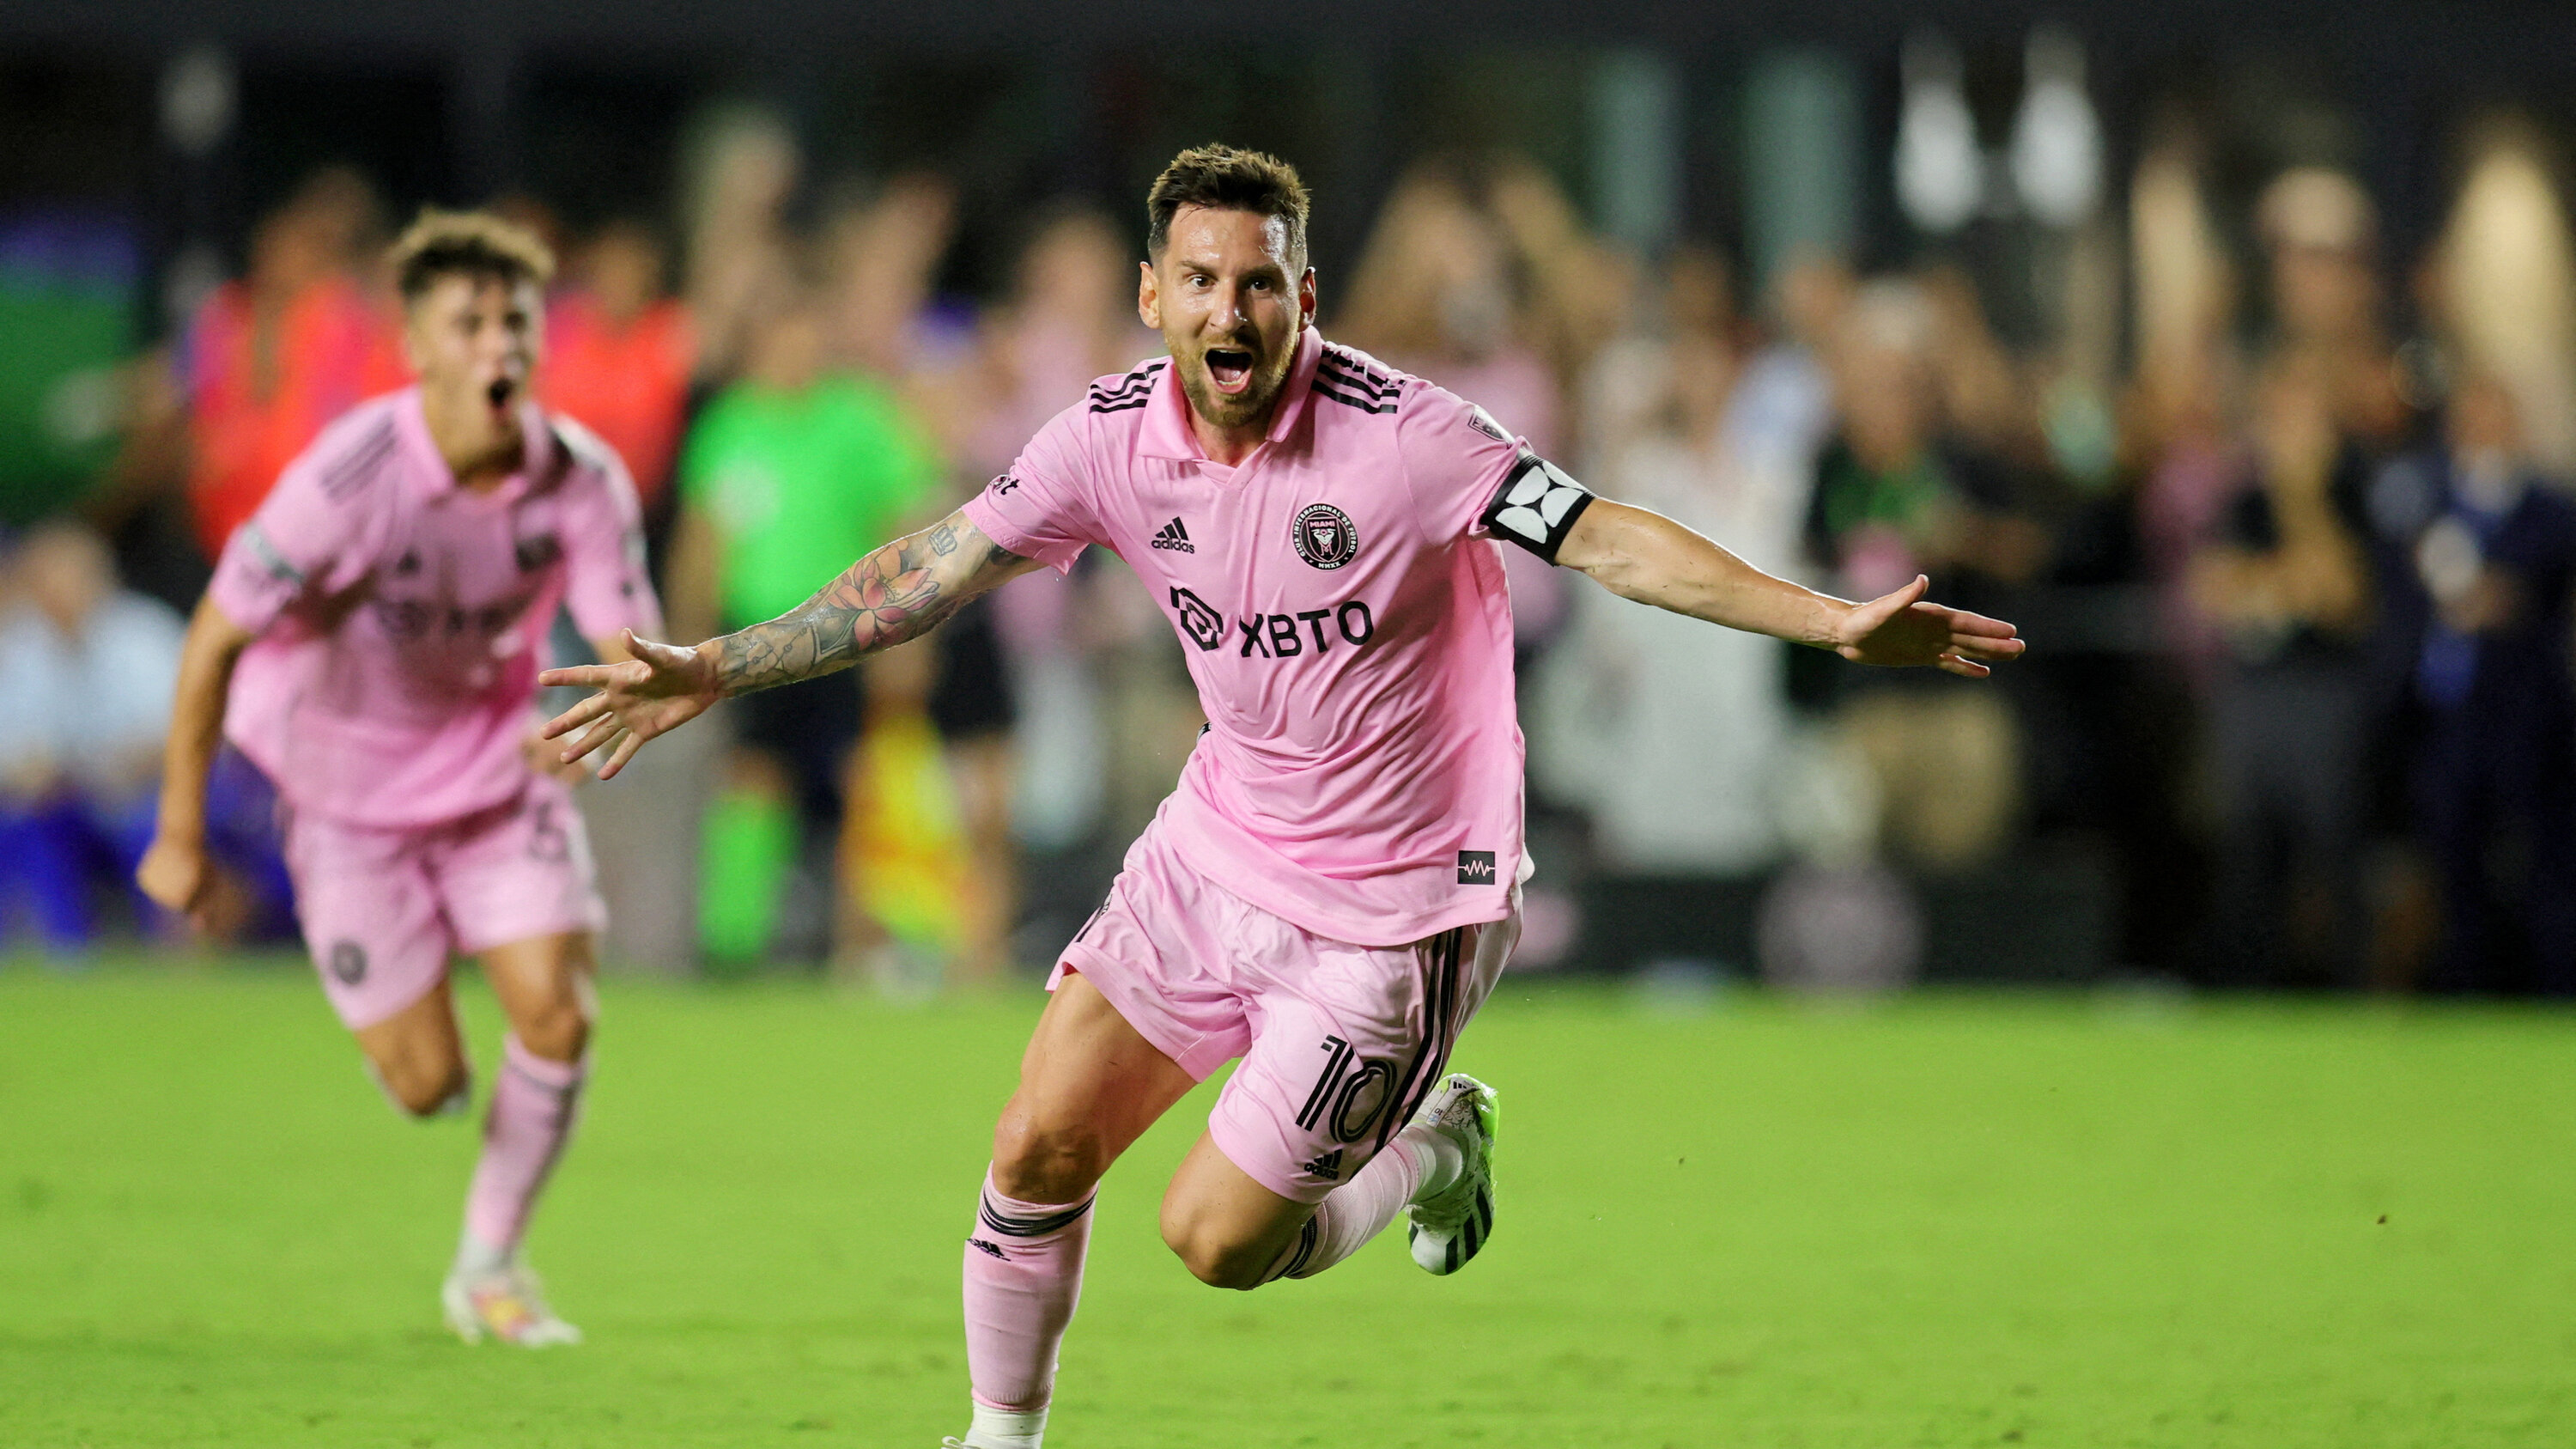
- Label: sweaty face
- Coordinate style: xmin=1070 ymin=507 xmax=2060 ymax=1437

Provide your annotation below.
xmin=1142 ymin=206 xmax=1312 ymax=435
xmin=405 ymin=273 xmax=543 ymax=442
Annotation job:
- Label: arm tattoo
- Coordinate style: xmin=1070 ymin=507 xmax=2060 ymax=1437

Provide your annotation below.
xmin=715 ymin=531 xmax=963 ymax=695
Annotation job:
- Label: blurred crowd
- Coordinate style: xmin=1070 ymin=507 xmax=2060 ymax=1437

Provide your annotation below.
xmin=10 ymin=92 xmax=2576 ymax=997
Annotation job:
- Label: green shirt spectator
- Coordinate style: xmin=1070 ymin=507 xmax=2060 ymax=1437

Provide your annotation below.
xmin=679 ymin=373 xmax=939 ymax=630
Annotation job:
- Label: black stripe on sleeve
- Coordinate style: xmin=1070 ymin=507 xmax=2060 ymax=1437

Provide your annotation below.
xmin=1086 ymin=360 xmax=1169 ymax=405
xmin=318 ymin=421 xmax=398 ymax=500
xmin=1317 ymin=347 xmax=1401 ymax=397
xmin=1310 ymin=380 xmax=1399 ymax=415
xmin=1315 ymin=362 xmax=1401 ymax=402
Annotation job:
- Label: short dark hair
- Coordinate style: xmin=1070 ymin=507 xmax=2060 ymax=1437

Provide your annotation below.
xmin=1145 ymin=144 xmax=1310 ymax=267
xmin=388 ymin=208 xmax=555 ymax=303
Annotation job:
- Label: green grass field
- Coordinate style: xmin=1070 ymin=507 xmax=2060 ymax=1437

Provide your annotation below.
xmin=3 ymin=961 xmax=2571 ymax=1447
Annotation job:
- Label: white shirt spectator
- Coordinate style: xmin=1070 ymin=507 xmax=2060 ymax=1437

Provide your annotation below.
xmin=0 ymin=573 xmax=185 ymax=801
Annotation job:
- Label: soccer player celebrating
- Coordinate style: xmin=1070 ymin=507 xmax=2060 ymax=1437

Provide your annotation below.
xmin=540 ymin=147 xmax=2020 ymax=1443
xmin=138 ymin=211 xmax=661 ymax=1348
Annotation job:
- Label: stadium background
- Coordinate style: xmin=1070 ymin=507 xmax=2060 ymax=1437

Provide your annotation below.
xmin=4 ymin=3 xmax=2574 ymax=1446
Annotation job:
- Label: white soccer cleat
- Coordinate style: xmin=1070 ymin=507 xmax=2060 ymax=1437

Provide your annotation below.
xmin=441 ymin=1263 xmax=584 ymax=1347
xmin=1405 ymin=1072 xmax=1498 ymax=1275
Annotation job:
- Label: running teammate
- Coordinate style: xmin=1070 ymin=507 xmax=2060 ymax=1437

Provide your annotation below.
xmin=138 ymin=210 xmax=661 ymax=1348
xmin=538 ymin=147 xmax=2022 ymax=1444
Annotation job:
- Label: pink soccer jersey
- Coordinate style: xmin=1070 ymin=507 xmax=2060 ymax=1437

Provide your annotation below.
xmin=963 ymin=327 xmax=1592 ymax=947
xmin=209 ymin=388 xmax=663 ymax=830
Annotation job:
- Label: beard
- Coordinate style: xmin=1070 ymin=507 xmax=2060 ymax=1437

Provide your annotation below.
xmin=1175 ymin=338 xmax=1295 ymax=432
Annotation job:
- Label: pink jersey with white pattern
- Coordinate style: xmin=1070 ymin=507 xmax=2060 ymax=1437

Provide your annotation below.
xmin=210 ymin=388 xmax=662 ymax=829
xmin=964 ymin=327 xmax=1557 ymax=947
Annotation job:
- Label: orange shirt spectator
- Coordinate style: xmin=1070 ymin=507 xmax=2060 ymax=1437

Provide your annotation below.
xmin=542 ymin=295 xmax=693 ymax=506
xmin=182 ymin=272 xmax=405 ymax=562
xmin=540 ymin=222 xmax=695 ymax=508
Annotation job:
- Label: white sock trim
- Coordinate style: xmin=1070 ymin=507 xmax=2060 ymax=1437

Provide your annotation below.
xmin=453 ymin=1226 xmax=513 ymax=1277
xmin=965 ymin=1402 xmax=1048 ymax=1449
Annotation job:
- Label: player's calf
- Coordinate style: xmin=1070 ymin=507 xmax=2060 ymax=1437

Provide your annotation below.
xmin=355 ymin=1006 xmax=472 ymax=1118
xmin=351 ymin=977 xmax=474 ymax=1117
xmin=1158 ymin=1133 xmax=1318 ymax=1290
xmin=368 ymin=1056 xmax=471 ymax=1118
xmin=1163 ymin=1215 xmax=1299 ymax=1291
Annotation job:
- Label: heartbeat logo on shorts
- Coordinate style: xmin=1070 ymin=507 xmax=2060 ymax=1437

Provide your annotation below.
xmin=1457 ymin=850 xmax=1498 ymax=885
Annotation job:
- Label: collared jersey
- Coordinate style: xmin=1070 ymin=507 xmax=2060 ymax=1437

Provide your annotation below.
xmin=208 ymin=388 xmax=663 ymax=829
xmin=963 ymin=328 xmax=1534 ymax=947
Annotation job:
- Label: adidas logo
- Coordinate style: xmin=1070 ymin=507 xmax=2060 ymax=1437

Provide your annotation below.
xmin=1300 ymin=1149 xmax=1345 ymax=1182
xmin=968 ymin=1238 xmax=1009 ymax=1260
xmin=1151 ymin=517 xmax=1195 ymax=552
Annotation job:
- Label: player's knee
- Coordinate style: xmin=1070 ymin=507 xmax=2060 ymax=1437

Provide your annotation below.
xmin=512 ymin=997 xmax=592 ymax=1065
xmin=1160 ymin=1216 xmax=1272 ymax=1292
xmin=1158 ymin=1198 xmax=1275 ymax=1291
xmin=990 ymin=1117 xmax=1110 ymax=1203
xmin=376 ymin=1055 xmax=470 ymax=1119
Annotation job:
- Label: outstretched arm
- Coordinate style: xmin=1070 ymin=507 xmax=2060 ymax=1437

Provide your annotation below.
xmin=538 ymin=507 xmax=1041 ymax=778
xmin=1555 ymin=498 xmax=2024 ymax=677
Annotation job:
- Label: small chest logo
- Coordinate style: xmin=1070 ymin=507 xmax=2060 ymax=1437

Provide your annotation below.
xmin=513 ymin=533 xmax=562 ymax=572
xmin=1291 ymin=502 xmax=1359 ymax=570
xmin=1457 ymin=850 xmax=1497 ymax=885
xmin=1151 ymin=517 xmax=1194 ymax=552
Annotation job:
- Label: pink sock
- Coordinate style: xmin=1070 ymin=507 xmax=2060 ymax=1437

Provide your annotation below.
xmin=962 ymin=1169 xmax=1095 ymax=1412
xmin=462 ymin=1035 xmax=586 ymax=1258
xmin=1267 ymin=1134 xmax=1430 ymax=1282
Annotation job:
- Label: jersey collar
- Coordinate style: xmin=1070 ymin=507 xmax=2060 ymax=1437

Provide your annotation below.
xmin=394 ymin=386 xmax=556 ymax=500
xmin=1135 ymin=326 xmax=1324 ymax=464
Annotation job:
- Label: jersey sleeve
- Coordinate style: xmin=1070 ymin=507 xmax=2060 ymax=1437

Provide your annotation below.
xmin=959 ymin=403 xmax=1100 ymax=574
xmin=1398 ymin=380 xmax=1598 ymax=563
xmin=559 ymin=441 xmax=665 ymax=642
xmin=204 ymin=432 xmax=379 ymax=636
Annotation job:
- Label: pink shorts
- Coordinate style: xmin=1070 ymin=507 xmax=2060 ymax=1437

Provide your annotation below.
xmin=283 ymin=773 xmax=607 ymax=1030
xmin=1054 ymin=821 xmax=1518 ymax=1205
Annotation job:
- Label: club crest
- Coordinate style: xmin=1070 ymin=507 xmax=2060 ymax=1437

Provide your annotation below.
xmin=1291 ymin=502 xmax=1359 ymax=570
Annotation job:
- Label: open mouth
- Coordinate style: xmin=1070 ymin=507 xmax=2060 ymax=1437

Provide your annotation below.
xmin=1205 ymin=348 xmax=1255 ymax=396
xmin=486 ymin=376 xmax=517 ymax=410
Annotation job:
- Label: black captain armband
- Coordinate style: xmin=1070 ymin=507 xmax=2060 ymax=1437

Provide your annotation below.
xmin=1479 ymin=451 xmax=1597 ymax=563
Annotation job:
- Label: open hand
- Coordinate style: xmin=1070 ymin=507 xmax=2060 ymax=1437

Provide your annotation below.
xmin=1833 ymin=575 xmax=2025 ymax=678
xmin=538 ymin=630 xmax=721 ymax=780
